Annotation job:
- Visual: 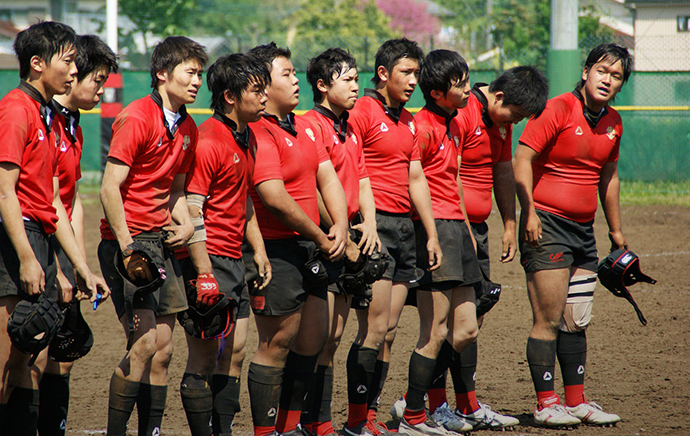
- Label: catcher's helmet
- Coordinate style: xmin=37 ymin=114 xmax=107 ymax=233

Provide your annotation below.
xmin=48 ymin=302 xmax=94 ymax=362
xmin=597 ymin=248 xmax=656 ymax=325
xmin=177 ymin=281 xmax=238 ymax=339
xmin=7 ymin=293 xmax=65 ymax=366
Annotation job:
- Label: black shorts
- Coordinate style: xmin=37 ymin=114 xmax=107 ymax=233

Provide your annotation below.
xmin=98 ymin=233 xmax=187 ymax=319
xmin=243 ymin=238 xmax=327 ymax=316
xmin=376 ymin=212 xmax=418 ymax=283
xmin=519 ymin=209 xmax=598 ymax=273
xmin=469 ymin=221 xmax=490 ymax=281
xmin=0 ymin=221 xmax=57 ymax=301
xmin=415 ymin=219 xmax=482 ymax=291
xmin=179 ymin=255 xmax=250 ymax=320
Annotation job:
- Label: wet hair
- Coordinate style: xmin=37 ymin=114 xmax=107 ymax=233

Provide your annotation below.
xmin=419 ymin=49 xmax=469 ymax=105
xmin=576 ymin=43 xmax=632 ymax=89
xmin=306 ymin=48 xmax=358 ymax=103
xmin=75 ymin=35 xmax=118 ymax=82
xmin=207 ymin=53 xmax=270 ymax=113
xmin=248 ymin=42 xmax=292 ymax=71
xmin=14 ymin=21 xmax=77 ymax=79
xmin=150 ymin=36 xmax=208 ymax=88
xmin=489 ymin=66 xmax=549 ymax=118
xmin=372 ymin=38 xmax=424 ymax=85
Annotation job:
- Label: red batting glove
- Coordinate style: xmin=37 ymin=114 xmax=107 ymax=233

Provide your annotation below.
xmin=196 ymin=273 xmax=221 ymax=307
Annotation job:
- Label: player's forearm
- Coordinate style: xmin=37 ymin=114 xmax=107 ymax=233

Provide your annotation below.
xmin=319 ymin=178 xmax=348 ymax=228
xmin=245 ymin=202 xmax=267 ymax=256
xmin=493 ymin=162 xmax=517 ymax=230
xmin=599 ymin=164 xmax=623 ymax=234
xmin=71 ymin=192 xmax=87 ymax=257
xmin=100 ymin=183 xmax=133 ymax=251
xmin=0 ymin=185 xmax=37 ymax=263
xmin=316 ymin=190 xmax=333 ymax=228
xmin=513 ymin=147 xmax=537 ymax=215
xmin=409 ymin=172 xmax=438 ymax=240
xmin=358 ymin=177 xmax=377 ymax=225
xmin=53 ymin=180 xmax=89 ymax=271
xmin=258 ymin=187 xmax=328 ymax=246
xmin=187 ymin=241 xmax=213 ymax=275
xmin=170 ymin=188 xmax=192 ymax=228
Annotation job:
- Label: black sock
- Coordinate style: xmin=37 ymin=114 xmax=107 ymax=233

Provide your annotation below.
xmin=180 ymin=373 xmax=213 ymax=436
xmin=367 ymin=360 xmax=389 ymax=413
xmin=6 ymin=387 xmax=39 ymax=436
xmin=247 ymin=362 xmax=284 ymax=430
xmin=558 ymin=330 xmax=587 ymax=406
xmin=0 ymin=403 xmax=6 ymax=436
xmin=346 ymin=344 xmax=378 ymax=408
xmin=107 ymin=373 xmax=139 ymax=436
xmin=137 ymin=383 xmax=167 ymax=436
xmin=311 ymin=365 xmax=334 ymax=424
xmin=406 ymin=352 xmax=437 ymax=412
xmin=38 ymin=372 xmax=71 ymax=436
xmin=430 ymin=340 xmax=453 ymax=391
xmin=277 ymin=351 xmax=318 ymax=433
xmin=526 ymin=337 xmax=557 ymax=394
xmin=449 ymin=341 xmax=478 ymax=394
xmin=212 ymin=374 xmax=241 ymax=436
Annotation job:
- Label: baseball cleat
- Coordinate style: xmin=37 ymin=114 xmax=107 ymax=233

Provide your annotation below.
xmin=343 ymin=420 xmax=394 ymax=436
xmin=390 ymin=396 xmax=406 ymax=421
xmin=565 ymin=401 xmax=621 ymax=426
xmin=534 ymin=404 xmax=581 ymax=428
xmin=398 ymin=417 xmax=459 ymax=436
xmin=431 ymin=403 xmax=472 ymax=432
xmin=455 ymin=402 xmax=519 ymax=430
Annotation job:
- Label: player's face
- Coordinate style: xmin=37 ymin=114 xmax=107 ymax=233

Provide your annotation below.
xmin=437 ymin=74 xmax=471 ymax=110
xmin=265 ymin=56 xmax=299 ymax=112
xmin=489 ymin=99 xmax=531 ymax=128
xmin=70 ymin=67 xmax=110 ymax=111
xmin=160 ymin=59 xmax=204 ymax=107
xmin=582 ymin=58 xmax=624 ymax=110
xmin=236 ymin=79 xmax=268 ymax=124
xmin=326 ymin=65 xmax=359 ymax=112
xmin=42 ymin=47 xmax=78 ymax=97
xmin=385 ymin=57 xmax=420 ymax=105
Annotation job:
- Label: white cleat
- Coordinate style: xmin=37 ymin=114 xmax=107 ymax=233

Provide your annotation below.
xmin=398 ymin=417 xmax=459 ymax=436
xmin=455 ymin=402 xmax=519 ymax=430
xmin=566 ymin=401 xmax=621 ymax=426
xmin=431 ymin=403 xmax=472 ymax=433
xmin=390 ymin=396 xmax=406 ymax=421
xmin=534 ymin=404 xmax=581 ymax=428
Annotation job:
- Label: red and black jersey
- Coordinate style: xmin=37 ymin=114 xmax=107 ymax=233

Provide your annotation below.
xmin=348 ymin=89 xmax=420 ymax=214
xmin=302 ymin=105 xmax=367 ymax=221
xmin=519 ymin=89 xmax=622 ymax=223
xmin=53 ymin=101 xmax=83 ymax=220
xmin=457 ymin=85 xmax=512 ymax=223
xmin=100 ymin=89 xmax=198 ymax=240
xmin=250 ymin=113 xmax=329 ymax=240
xmin=413 ymin=103 xmax=464 ymax=220
xmin=183 ymin=112 xmax=255 ymax=259
xmin=0 ymin=82 xmax=59 ymax=234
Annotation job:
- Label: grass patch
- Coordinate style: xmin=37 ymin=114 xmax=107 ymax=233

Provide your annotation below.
xmin=620 ymin=180 xmax=690 ymax=206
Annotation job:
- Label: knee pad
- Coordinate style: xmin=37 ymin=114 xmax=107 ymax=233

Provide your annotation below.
xmin=560 ymin=274 xmax=596 ymax=332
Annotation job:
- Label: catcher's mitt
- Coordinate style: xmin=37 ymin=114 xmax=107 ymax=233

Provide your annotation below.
xmin=178 ymin=280 xmax=237 ymax=339
xmin=597 ymin=248 xmax=656 ymax=325
xmin=48 ymin=302 xmax=94 ymax=362
xmin=8 ymin=293 xmax=65 ymax=366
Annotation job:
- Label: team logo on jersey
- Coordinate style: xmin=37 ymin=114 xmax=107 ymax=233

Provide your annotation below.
xmin=183 ymin=135 xmax=191 ymax=150
xmin=453 ymin=136 xmax=460 ymax=148
xmin=233 ymin=153 xmax=240 ymax=164
xmin=305 ymin=128 xmax=316 ymax=142
xmin=499 ymin=127 xmax=507 ymax=139
xmin=408 ymin=121 xmax=416 ymax=135
xmin=380 ymin=122 xmax=389 ymax=132
xmin=575 ymin=126 xmax=584 ymax=136
xmin=351 ymin=134 xmax=358 ymax=145
xmin=439 ymin=143 xmax=445 ymax=150
xmin=475 ymin=126 xmax=481 ymax=136
xmin=157 ymin=137 xmax=163 ymax=147
xmin=333 ymin=135 xmax=339 ymax=145
xmin=285 ymin=138 xmax=293 ymax=147
xmin=606 ymin=126 xmax=617 ymax=140
xmin=60 ymin=140 xmax=67 ymax=152
xmin=38 ymin=129 xmax=45 ymax=141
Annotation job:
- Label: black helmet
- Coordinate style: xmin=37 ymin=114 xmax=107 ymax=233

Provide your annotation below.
xmin=48 ymin=302 xmax=94 ymax=362
xmin=8 ymin=293 xmax=65 ymax=366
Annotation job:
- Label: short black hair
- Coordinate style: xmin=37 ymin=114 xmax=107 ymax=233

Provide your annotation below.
xmin=248 ymin=42 xmax=292 ymax=71
xmin=489 ymin=66 xmax=549 ymax=118
xmin=372 ymin=38 xmax=424 ymax=85
xmin=14 ymin=21 xmax=77 ymax=79
xmin=75 ymin=35 xmax=118 ymax=82
xmin=419 ymin=49 xmax=468 ymax=105
xmin=577 ymin=43 xmax=632 ymax=89
xmin=306 ymin=48 xmax=358 ymax=103
xmin=207 ymin=53 xmax=270 ymax=113
xmin=149 ymin=36 xmax=208 ymax=88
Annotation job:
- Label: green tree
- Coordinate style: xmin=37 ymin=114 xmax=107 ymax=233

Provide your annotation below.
xmin=120 ymin=0 xmax=196 ymax=54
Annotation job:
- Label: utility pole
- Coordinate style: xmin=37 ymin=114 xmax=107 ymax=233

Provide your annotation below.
xmin=547 ymin=0 xmax=580 ymax=97
xmin=102 ymin=0 xmax=122 ymax=171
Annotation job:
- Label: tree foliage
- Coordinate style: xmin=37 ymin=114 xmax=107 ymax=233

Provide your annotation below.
xmin=376 ymin=0 xmax=440 ymax=48
xmin=120 ymin=0 xmax=196 ymax=52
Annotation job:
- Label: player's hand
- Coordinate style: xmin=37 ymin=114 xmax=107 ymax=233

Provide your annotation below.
xmin=163 ymin=223 xmax=194 ymax=250
xmin=75 ymin=266 xmax=111 ymax=304
xmin=56 ymin=270 xmax=74 ymax=305
xmin=253 ymin=251 xmax=272 ymax=290
xmin=523 ymin=211 xmax=542 ymax=247
xmin=326 ymin=223 xmax=347 ymax=262
xmin=122 ymin=252 xmax=153 ymax=281
xmin=196 ymin=273 xmax=221 ymax=307
xmin=500 ymin=229 xmax=518 ymax=263
xmin=19 ymin=256 xmax=45 ymax=296
xmin=352 ymin=220 xmax=381 ymax=255
xmin=608 ymin=230 xmax=627 ymax=252
xmin=345 ymin=238 xmax=362 ymax=264
xmin=427 ymin=237 xmax=443 ymax=271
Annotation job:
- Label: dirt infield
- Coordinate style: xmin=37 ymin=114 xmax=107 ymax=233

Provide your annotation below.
xmin=64 ymin=198 xmax=690 ymax=435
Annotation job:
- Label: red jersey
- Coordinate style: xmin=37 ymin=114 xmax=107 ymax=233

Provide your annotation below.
xmin=0 ymin=83 xmax=59 ymax=234
xmin=100 ymin=90 xmax=198 ymax=239
xmin=457 ymin=87 xmax=513 ymax=223
xmin=302 ymin=105 xmax=367 ymax=221
xmin=348 ymin=90 xmax=420 ymax=214
xmin=413 ymin=104 xmax=464 ymax=220
xmin=250 ymin=113 xmax=329 ymax=240
xmin=54 ymin=102 xmax=83 ymax=219
xmin=519 ymin=90 xmax=621 ymax=223
xmin=183 ymin=113 xmax=255 ymax=259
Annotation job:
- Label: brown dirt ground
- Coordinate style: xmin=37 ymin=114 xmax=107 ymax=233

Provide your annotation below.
xmin=64 ymin=198 xmax=690 ymax=435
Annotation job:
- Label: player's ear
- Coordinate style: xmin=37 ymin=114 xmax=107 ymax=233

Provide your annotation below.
xmin=493 ymin=90 xmax=505 ymax=105
xmin=316 ymin=78 xmax=329 ymax=94
xmin=223 ymin=90 xmax=236 ymax=107
xmin=430 ymin=89 xmax=443 ymax=101
xmin=582 ymin=66 xmax=589 ymax=83
xmin=376 ymin=66 xmax=389 ymax=83
xmin=156 ymin=69 xmax=168 ymax=84
xmin=30 ymin=55 xmax=44 ymax=74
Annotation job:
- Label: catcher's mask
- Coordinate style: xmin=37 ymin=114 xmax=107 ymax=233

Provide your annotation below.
xmin=8 ymin=293 xmax=65 ymax=366
xmin=48 ymin=302 xmax=94 ymax=362
xmin=178 ymin=281 xmax=238 ymax=340
xmin=597 ymin=248 xmax=656 ymax=325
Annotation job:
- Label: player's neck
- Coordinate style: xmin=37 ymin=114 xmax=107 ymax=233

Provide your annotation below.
xmin=25 ymin=76 xmax=54 ymax=103
xmin=264 ymin=100 xmax=295 ymax=121
xmin=224 ymin=109 xmax=247 ymax=133
xmin=318 ymin=98 xmax=344 ymax=118
xmin=374 ymin=85 xmax=400 ymax=109
xmin=157 ymin=87 xmax=182 ymax=114
xmin=580 ymin=86 xmax=606 ymax=113
xmin=54 ymin=92 xmax=78 ymax=112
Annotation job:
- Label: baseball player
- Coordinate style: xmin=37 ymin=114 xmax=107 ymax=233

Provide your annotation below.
xmin=514 ymin=43 xmax=631 ymax=427
xmin=301 ymin=48 xmax=381 ymax=436
xmin=244 ymin=42 xmax=348 ymax=436
xmin=176 ymin=53 xmax=271 ymax=436
xmin=39 ymin=34 xmax=118 ymax=436
xmin=344 ymin=38 xmax=442 ymax=436
xmin=98 ymin=36 xmax=207 ymax=436
xmin=0 ymin=22 xmax=108 ymax=436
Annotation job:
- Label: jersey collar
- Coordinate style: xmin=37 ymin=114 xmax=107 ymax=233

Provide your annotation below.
xmin=313 ymin=104 xmax=349 ymax=142
xmin=212 ymin=111 xmax=250 ymax=149
xmin=53 ymin=99 xmax=80 ymax=143
xmin=470 ymin=83 xmax=493 ymax=129
xmin=18 ymin=80 xmax=56 ymax=133
xmin=424 ymin=101 xmax=457 ymax=140
xmin=364 ymin=89 xmax=404 ymax=123
xmin=263 ymin=112 xmax=298 ymax=136
xmin=572 ymin=87 xmax=608 ymax=128
xmin=150 ymin=89 xmax=188 ymax=138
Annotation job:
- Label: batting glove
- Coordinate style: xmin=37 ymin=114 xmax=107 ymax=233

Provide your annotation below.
xmin=196 ymin=273 xmax=221 ymax=307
